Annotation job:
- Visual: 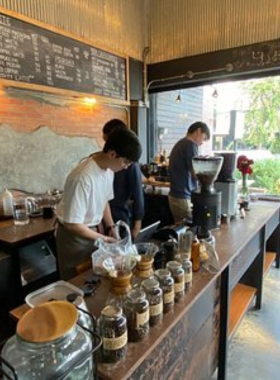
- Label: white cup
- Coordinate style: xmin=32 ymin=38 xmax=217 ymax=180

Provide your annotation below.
xmin=13 ymin=197 xmax=30 ymax=226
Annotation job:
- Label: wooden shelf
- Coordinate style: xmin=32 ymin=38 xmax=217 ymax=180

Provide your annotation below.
xmin=229 ymin=283 xmax=257 ymax=340
xmin=263 ymin=251 xmax=276 ymax=278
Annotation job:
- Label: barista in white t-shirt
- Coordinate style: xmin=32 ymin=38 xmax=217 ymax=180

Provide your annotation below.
xmin=56 ymin=121 xmax=142 ymax=280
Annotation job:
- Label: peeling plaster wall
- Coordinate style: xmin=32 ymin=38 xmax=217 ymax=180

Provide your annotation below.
xmin=0 ymin=125 xmax=99 ymax=193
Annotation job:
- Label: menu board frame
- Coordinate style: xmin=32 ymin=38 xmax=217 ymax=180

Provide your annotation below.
xmin=0 ymin=6 xmax=129 ymax=104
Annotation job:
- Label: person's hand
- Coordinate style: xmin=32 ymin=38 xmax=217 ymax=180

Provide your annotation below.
xmin=104 ymin=235 xmax=117 ymax=243
xmin=107 ymin=225 xmax=119 ymax=239
xmin=131 ymin=223 xmax=141 ymax=240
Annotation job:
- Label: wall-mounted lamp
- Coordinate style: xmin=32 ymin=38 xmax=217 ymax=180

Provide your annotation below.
xmin=83 ymin=97 xmax=97 ymax=105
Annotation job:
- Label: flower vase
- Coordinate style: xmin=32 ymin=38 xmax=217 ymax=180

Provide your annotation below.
xmin=239 ymin=174 xmax=250 ymax=210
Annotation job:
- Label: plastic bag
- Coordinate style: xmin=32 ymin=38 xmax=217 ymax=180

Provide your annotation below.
xmin=95 ymin=220 xmax=132 ymax=254
xmin=199 ymin=239 xmax=220 ymax=274
xmin=91 ymin=220 xmax=137 ymax=275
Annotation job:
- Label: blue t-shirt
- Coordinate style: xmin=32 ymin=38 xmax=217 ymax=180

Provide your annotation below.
xmin=110 ymin=162 xmax=145 ymax=225
xmin=169 ymin=137 xmax=198 ymax=199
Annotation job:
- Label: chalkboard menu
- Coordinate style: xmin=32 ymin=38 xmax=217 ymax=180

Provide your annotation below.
xmin=0 ymin=11 xmax=127 ymax=100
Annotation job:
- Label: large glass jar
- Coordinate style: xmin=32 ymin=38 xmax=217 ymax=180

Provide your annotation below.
xmin=99 ymin=305 xmax=127 ymax=363
xmin=154 ymin=268 xmax=174 ymax=313
xmin=142 ymin=278 xmax=163 ymax=327
xmin=0 ymin=301 xmax=98 ymax=380
xmin=124 ymin=288 xmax=149 ymax=342
xmin=166 ymin=261 xmax=185 ymax=302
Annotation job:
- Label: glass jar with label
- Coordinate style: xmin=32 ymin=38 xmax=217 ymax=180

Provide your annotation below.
xmin=180 ymin=256 xmax=193 ymax=291
xmin=124 ymin=288 xmax=149 ymax=342
xmin=154 ymin=268 xmax=174 ymax=313
xmin=142 ymin=278 xmax=163 ymax=327
xmin=166 ymin=261 xmax=185 ymax=302
xmin=99 ymin=305 xmax=127 ymax=363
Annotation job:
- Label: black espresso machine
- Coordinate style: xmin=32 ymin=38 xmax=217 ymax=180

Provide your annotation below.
xmin=191 ymin=156 xmax=224 ymax=242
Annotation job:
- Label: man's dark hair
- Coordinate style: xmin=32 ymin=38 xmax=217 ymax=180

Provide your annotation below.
xmin=188 ymin=121 xmax=210 ymax=139
xmin=102 ymin=119 xmax=127 ymax=136
xmin=103 ymin=127 xmax=142 ymax=162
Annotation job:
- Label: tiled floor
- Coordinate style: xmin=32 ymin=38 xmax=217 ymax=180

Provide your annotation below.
xmin=226 ymin=265 xmax=280 ymax=380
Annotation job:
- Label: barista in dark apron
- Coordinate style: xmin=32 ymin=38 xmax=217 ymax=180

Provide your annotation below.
xmin=55 ymin=221 xmax=98 ymax=280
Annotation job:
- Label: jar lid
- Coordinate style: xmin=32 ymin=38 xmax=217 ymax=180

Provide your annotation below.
xmin=127 ymin=288 xmax=145 ymax=302
xmin=142 ymin=278 xmax=159 ymax=289
xmin=154 ymin=268 xmax=171 ymax=278
xmin=167 ymin=260 xmax=182 ymax=269
xmin=17 ymin=301 xmax=78 ymax=343
xmin=101 ymin=305 xmax=122 ymax=318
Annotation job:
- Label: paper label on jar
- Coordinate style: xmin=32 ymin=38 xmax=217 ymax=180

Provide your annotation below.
xmin=102 ymin=331 xmax=127 ymax=350
xmin=136 ymin=310 xmax=149 ymax=327
xmin=150 ymin=301 xmax=163 ymax=316
xmin=184 ymin=272 xmax=193 ymax=283
xmin=164 ymin=290 xmax=174 ymax=304
xmin=174 ymin=282 xmax=184 ymax=293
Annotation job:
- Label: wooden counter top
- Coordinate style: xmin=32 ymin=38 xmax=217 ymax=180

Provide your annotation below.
xmin=8 ymin=201 xmax=280 ymax=380
xmin=0 ymin=216 xmax=56 ymax=246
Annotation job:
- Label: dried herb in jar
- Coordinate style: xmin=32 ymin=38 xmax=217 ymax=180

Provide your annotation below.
xmin=142 ymin=278 xmax=163 ymax=327
xmin=99 ymin=305 xmax=127 ymax=363
xmin=154 ymin=268 xmax=174 ymax=313
xmin=180 ymin=256 xmax=193 ymax=291
xmin=124 ymin=288 xmax=149 ymax=342
xmin=166 ymin=261 xmax=185 ymax=302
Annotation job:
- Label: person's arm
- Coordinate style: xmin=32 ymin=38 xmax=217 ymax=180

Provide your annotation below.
xmin=63 ymin=222 xmax=116 ymax=243
xmin=131 ymin=219 xmax=142 ymax=239
xmin=128 ymin=164 xmax=145 ymax=238
xmin=102 ymin=202 xmax=119 ymax=239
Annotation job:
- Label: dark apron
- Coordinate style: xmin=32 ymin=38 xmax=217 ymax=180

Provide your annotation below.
xmin=55 ymin=222 xmax=97 ymax=280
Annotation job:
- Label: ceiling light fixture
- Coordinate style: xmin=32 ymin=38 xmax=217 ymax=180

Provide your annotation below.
xmin=175 ymin=91 xmax=182 ymax=102
xmin=212 ymin=88 xmax=219 ymax=98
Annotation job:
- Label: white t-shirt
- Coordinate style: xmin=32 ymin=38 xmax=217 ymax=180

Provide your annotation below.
xmin=56 ymin=158 xmax=114 ymax=226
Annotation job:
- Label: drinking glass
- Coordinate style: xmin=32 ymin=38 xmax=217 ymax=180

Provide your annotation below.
xmin=13 ymin=197 xmax=30 ymax=226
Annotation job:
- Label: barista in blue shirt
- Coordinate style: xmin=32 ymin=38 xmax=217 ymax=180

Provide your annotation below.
xmin=168 ymin=121 xmax=210 ymax=223
xmin=103 ymin=120 xmax=145 ymax=239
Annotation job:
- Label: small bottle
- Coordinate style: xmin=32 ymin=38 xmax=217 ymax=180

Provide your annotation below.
xmin=142 ymin=278 xmax=163 ymax=327
xmin=191 ymin=236 xmax=200 ymax=272
xmin=2 ymin=189 xmax=13 ymax=216
xmin=154 ymin=268 xmax=174 ymax=313
xmin=166 ymin=261 xmax=185 ymax=302
xmin=99 ymin=305 xmax=127 ymax=363
xmin=181 ymin=256 xmax=193 ymax=291
xmin=124 ymin=288 xmax=149 ymax=342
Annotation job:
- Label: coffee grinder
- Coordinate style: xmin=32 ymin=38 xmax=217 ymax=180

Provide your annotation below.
xmin=214 ymin=152 xmax=238 ymax=223
xmin=191 ymin=156 xmax=224 ymax=242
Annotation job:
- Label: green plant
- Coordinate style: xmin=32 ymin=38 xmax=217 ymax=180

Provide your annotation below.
xmin=251 ymin=159 xmax=280 ymax=194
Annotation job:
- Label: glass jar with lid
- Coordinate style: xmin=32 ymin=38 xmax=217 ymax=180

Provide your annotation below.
xmin=154 ymin=268 xmax=174 ymax=313
xmin=166 ymin=261 xmax=185 ymax=302
xmin=124 ymin=288 xmax=149 ymax=342
xmin=180 ymin=256 xmax=193 ymax=291
xmin=142 ymin=278 xmax=163 ymax=327
xmin=0 ymin=301 xmax=101 ymax=380
xmin=98 ymin=305 xmax=127 ymax=363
